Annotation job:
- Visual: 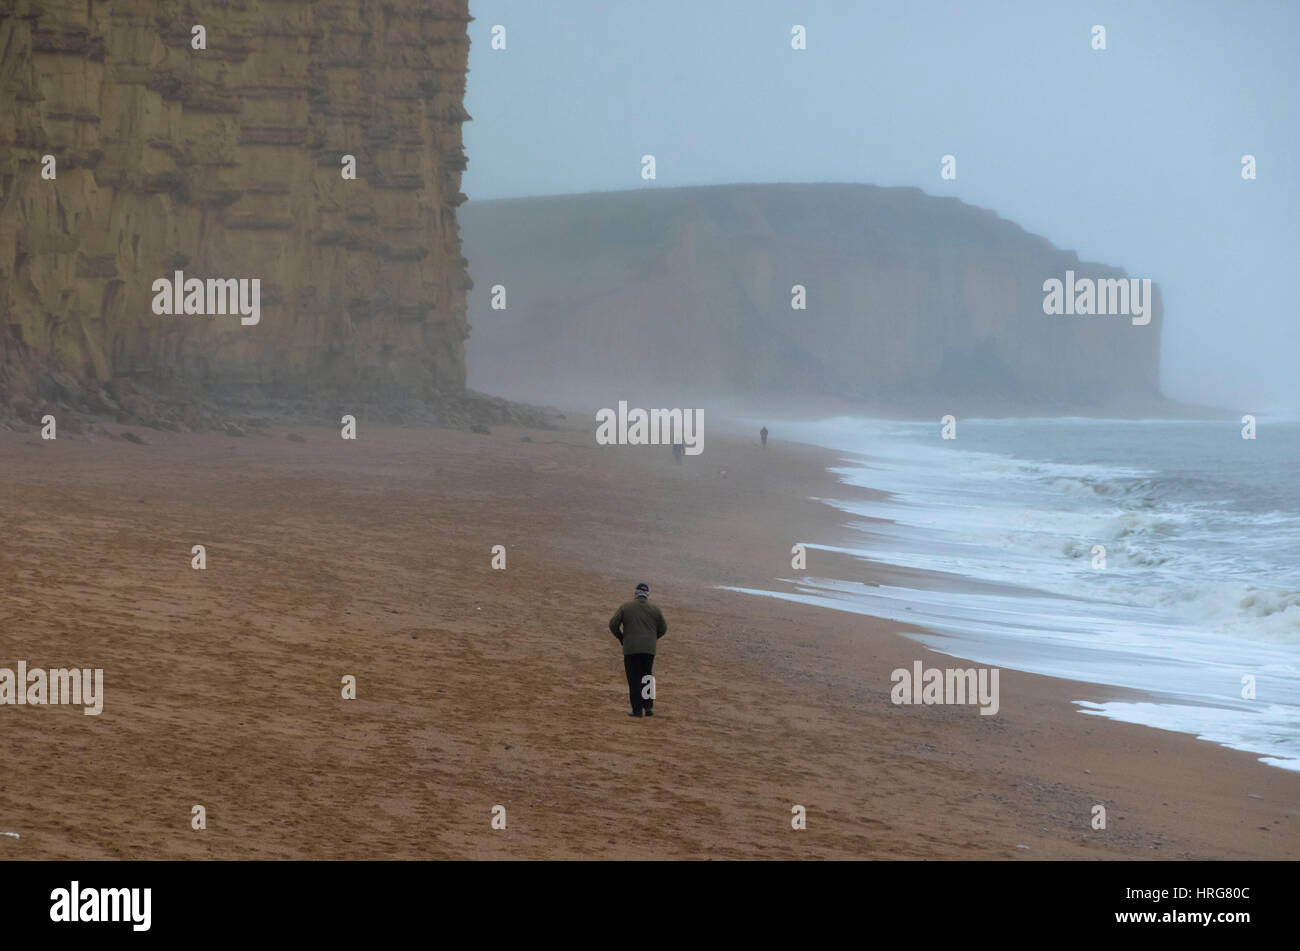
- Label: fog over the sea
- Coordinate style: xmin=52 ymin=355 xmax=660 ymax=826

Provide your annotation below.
xmin=463 ymin=0 xmax=1300 ymax=414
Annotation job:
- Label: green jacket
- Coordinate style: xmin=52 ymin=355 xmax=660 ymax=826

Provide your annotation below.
xmin=609 ymin=598 xmax=667 ymax=655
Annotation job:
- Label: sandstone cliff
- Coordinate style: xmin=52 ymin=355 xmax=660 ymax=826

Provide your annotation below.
xmin=462 ymin=185 xmax=1166 ymax=413
xmin=0 ymin=0 xmax=481 ymax=429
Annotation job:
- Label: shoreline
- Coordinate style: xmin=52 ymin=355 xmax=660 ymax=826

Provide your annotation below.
xmin=757 ymin=418 xmax=1300 ymax=775
xmin=1 ymin=419 xmax=1296 ymax=859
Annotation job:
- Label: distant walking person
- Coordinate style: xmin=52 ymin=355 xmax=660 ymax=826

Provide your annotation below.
xmin=760 ymin=426 xmax=769 ymax=447
xmin=609 ymin=582 xmax=667 ymax=717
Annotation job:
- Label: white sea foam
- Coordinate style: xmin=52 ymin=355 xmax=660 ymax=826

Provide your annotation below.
xmin=726 ymin=416 xmax=1300 ymax=770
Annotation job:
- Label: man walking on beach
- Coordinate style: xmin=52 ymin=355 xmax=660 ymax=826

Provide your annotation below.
xmin=760 ymin=425 xmax=768 ymax=448
xmin=609 ymin=582 xmax=667 ymax=717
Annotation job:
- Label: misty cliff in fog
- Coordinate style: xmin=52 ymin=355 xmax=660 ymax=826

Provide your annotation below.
xmin=462 ymin=184 xmax=1165 ymax=411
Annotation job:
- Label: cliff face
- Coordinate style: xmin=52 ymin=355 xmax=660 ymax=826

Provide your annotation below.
xmin=0 ymin=0 xmax=473 ymax=424
xmin=462 ymin=185 xmax=1165 ymax=411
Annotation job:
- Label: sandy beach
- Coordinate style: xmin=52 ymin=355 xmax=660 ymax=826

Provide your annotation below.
xmin=1 ymin=417 xmax=1296 ymax=860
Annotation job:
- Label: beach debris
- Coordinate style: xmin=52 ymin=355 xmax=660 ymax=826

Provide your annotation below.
xmin=1015 ymin=844 xmax=1030 ymax=850
xmin=2 ymin=832 xmax=19 ymax=839
xmin=1248 ymin=793 xmax=1264 ymax=800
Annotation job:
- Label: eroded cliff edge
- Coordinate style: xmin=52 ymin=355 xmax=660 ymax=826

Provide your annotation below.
xmin=0 ymin=0 xmax=525 ymax=430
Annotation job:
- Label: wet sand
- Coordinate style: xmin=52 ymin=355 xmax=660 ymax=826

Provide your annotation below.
xmin=1 ymin=419 xmax=1296 ymax=859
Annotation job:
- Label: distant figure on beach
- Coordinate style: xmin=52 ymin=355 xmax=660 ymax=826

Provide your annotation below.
xmin=760 ymin=426 xmax=769 ymax=448
xmin=609 ymin=582 xmax=667 ymax=717
xmin=672 ymin=441 xmax=684 ymax=464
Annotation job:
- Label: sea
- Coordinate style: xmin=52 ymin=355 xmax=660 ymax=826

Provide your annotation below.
xmin=726 ymin=416 xmax=1300 ymax=771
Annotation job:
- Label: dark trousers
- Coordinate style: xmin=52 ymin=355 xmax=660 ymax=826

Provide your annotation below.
xmin=623 ymin=653 xmax=655 ymax=714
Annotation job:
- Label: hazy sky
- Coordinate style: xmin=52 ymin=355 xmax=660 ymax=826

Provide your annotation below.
xmin=463 ymin=1 xmax=1299 ymax=412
